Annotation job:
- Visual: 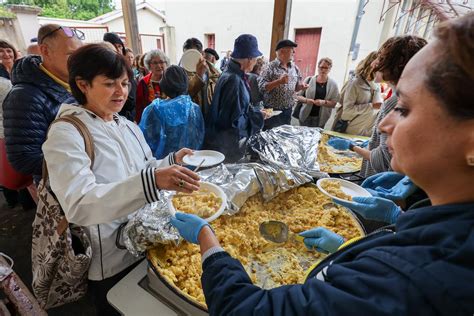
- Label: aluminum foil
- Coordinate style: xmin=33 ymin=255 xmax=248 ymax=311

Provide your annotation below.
xmin=248 ymin=125 xmax=328 ymax=178
xmin=123 ymin=163 xmax=313 ymax=256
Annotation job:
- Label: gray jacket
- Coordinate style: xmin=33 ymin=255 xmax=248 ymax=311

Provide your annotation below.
xmin=299 ymin=76 xmax=340 ymax=127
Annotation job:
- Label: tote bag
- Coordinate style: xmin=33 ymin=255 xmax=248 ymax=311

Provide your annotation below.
xmin=31 ymin=115 xmax=94 ymax=309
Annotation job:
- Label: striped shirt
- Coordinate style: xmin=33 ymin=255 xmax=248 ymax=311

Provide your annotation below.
xmin=360 ymin=95 xmax=398 ymax=178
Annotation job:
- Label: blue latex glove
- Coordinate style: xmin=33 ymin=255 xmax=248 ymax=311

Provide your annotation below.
xmin=362 ymin=172 xmax=405 ymax=190
xmin=170 ymin=212 xmax=209 ymax=244
xmin=327 ymin=138 xmax=354 ymax=150
xmin=360 ymin=140 xmax=369 ymax=148
xmin=372 ymin=176 xmax=417 ymax=200
xmin=362 ymin=172 xmax=417 ymax=200
xmin=334 ymin=196 xmax=401 ymax=224
xmin=299 ymin=227 xmax=344 ymax=253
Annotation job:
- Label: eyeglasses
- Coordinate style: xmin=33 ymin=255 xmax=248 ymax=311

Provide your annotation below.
xmin=150 ymin=60 xmax=166 ymax=66
xmin=319 ymin=66 xmax=330 ymax=70
xmin=39 ymin=26 xmax=85 ymax=44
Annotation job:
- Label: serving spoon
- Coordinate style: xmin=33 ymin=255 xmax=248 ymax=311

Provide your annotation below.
xmin=259 ymin=220 xmax=304 ymax=243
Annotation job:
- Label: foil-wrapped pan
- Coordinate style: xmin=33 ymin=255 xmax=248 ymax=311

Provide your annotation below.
xmin=248 ymin=125 xmax=328 ymax=178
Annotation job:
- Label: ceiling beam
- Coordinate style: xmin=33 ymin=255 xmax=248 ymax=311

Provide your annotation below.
xmin=121 ymin=0 xmax=142 ymax=54
xmin=269 ymin=0 xmax=292 ymax=60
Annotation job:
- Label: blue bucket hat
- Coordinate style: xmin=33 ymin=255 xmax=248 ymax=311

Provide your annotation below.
xmin=231 ymin=34 xmax=262 ymax=59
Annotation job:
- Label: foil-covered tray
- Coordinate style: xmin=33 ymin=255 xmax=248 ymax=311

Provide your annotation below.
xmin=248 ymin=125 xmax=369 ymax=175
xmin=248 ymin=125 xmax=328 ymax=178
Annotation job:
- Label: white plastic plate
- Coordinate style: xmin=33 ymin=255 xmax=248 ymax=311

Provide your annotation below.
xmin=168 ymin=182 xmax=227 ymax=222
xmin=179 ymin=49 xmax=202 ymax=72
xmin=183 ymin=150 xmax=225 ymax=167
xmin=316 ymin=178 xmax=372 ymax=203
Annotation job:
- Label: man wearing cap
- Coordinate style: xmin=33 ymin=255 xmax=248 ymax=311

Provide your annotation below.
xmin=182 ymin=38 xmax=220 ymax=122
xmin=3 ymin=24 xmax=82 ymax=183
xmin=204 ymin=48 xmax=221 ymax=73
xmin=103 ymin=32 xmax=137 ymax=122
xmin=258 ymin=39 xmax=308 ymax=129
xmin=204 ymin=34 xmax=264 ymax=162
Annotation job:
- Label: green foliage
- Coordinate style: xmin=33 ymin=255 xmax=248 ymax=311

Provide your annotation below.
xmin=4 ymin=0 xmax=115 ymax=20
xmin=0 ymin=6 xmax=16 ymax=18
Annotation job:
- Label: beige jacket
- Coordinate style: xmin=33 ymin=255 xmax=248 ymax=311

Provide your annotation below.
xmin=341 ymin=76 xmax=381 ymax=136
xmin=186 ymin=60 xmax=220 ymax=118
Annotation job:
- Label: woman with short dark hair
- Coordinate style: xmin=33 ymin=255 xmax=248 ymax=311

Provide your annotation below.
xmin=0 ymin=40 xmax=18 ymax=77
xmin=42 ymin=44 xmax=200 ymax=315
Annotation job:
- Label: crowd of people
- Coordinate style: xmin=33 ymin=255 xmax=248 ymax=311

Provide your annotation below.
xmin=0 ymin=11 xmax=472 ymax=315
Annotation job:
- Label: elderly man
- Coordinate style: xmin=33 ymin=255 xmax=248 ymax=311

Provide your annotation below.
xmin=3 ymin=24 xmax=82 ymax=182
xmin=258 ymin=39 xmax=308 ymax=129
xmin=181 ymin=38 xmax=220 ymax=122
xmin=204 ymin=48 xmax=221 ymax=73
xmin=204 ymin=34 xmax=264 ymax=162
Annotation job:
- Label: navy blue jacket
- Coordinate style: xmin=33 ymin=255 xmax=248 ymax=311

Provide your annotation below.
xmin=2 ymin=55 xmax=76 ymax=178
xmin=202 ymin=203 xmax=474 ymax=315
xmin=204 ymin=60 xmax=263 ymax=162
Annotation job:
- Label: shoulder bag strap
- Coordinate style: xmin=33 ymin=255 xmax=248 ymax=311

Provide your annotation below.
xmin=41 ymin=115 xmax=95 ymax=235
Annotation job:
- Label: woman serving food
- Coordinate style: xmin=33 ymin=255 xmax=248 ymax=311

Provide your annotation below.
xmin=171 ymin=13 xmax=474 ymax=315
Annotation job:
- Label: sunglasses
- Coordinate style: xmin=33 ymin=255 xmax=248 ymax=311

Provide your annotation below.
xmin=39 ymin=26 xmax=85 ymax=44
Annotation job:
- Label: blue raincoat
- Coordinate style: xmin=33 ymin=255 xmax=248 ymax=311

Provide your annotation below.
xmin=139 ymin=95 xmax=205 ymax=159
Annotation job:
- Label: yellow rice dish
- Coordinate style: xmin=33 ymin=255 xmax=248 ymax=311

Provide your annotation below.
xmin=317 ymin=134 xmax=362 ymax=173
xmin=149 ymin=184 xmax=364 ymax=307
xmin=320 ymin=180 xmax=353 ymax=201
xmin=172 ymin=189 xmax=222 ymax=219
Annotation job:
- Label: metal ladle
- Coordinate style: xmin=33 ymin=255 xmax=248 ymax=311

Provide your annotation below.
xmin=259 ymin=220 xmax=304 ymax=244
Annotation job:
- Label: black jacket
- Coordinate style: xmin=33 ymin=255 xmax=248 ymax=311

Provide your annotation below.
xmin=2 ymin=55 xmax=76 ymax=178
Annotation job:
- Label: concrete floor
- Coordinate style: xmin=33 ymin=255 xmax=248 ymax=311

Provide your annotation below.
xmin=0 ymin=190 xmax=96 ymax=315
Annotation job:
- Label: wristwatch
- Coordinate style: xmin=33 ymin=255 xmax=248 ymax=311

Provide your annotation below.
xmin=349 ymin=143 xmax=355 ymax=151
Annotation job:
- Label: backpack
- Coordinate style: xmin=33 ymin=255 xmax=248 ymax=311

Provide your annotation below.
xmin=31 ymin=115 xmax=94 ymax=309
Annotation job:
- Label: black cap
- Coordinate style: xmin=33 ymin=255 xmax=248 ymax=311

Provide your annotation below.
xmin=275 ymin=39 xmax=297 ymax=51
xmin=204 ymin=48 xmax=219 ymax=61
xmin=103 ymin=32 xmax=126 ymax=55
xmin=160 ymin=65 xmax=189 ymax=98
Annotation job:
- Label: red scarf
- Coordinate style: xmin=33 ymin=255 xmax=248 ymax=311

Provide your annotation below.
xmin=143 ymin=73 xmax=161 ymax=103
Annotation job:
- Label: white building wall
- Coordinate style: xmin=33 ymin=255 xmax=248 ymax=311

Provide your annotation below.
xmin=13 ymin=11 xmax=40 ymax=47
xmin=289 ymin=0 xmax=358 ymax=88
xmin=349 ymin=0 xmax=385 ymax=73
xmin=152 ymin=0 xmax=274 ymax=63
xmin=149 ymin=0 xmax=388 ymax=86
